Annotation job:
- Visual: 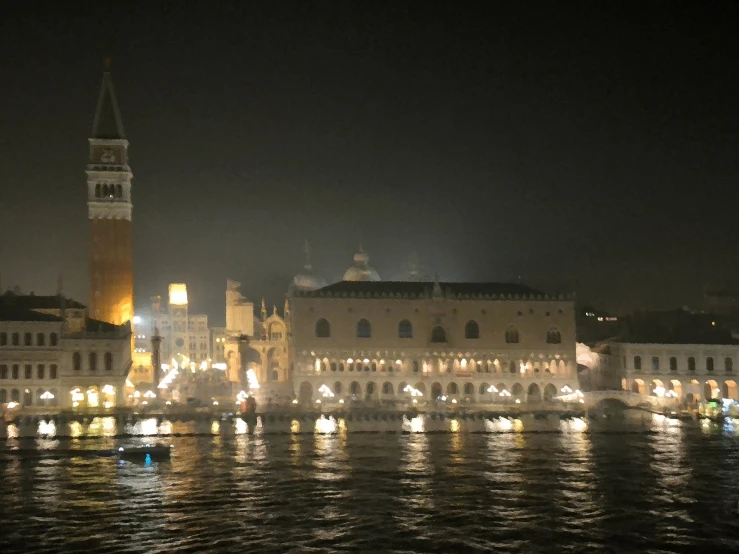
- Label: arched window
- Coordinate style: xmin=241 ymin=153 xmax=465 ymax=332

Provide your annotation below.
xmin=36 ymin=333 xmax=45 ymax=346
xmin=89 ymin=352 xmax=97 ymax=371
xmin=11 ymin=389 xmax=20 ymax=402
xmin=412 ymin=360 xmax=419 ymax=373
xmin=73 ymin=352 xmax=81 ymax=371
xmin=398 ymin=319 xmax=413 ymax=338
xmin=356 ymin=319 xmax=371 ymax=338
xmin=669 ymin=357 xmax=677 ymax=371
xmin=431 ymin=325 xmax=446 ymax=343
xmin=95 ymin=184 xmax=101 ymax=198
xmin=50 ymin=333 xmax=58 ymax=346
xmin=315 ymin=318 xmax=331 ymax=338
xmin=505 ymin=327 xmax=519 ymax=344
xmin=509 ymin=361 xmax=517 ymax=374
xmin=633 ymin=356 xmax=642 ymax=370
xmin=104 ymin=352 xmax=113 ymax=371
xmin=479 ymin=383 xmax=489 ymax=395
xmin=447 ymin=382 xmax=459 ymax=395
xmin=382 ymin=382 xmax=393 ymax=394
xmin=338 ymin=363 xmax=344 ymax=372
xmin=334 ymin=382 xmax=342 ymax=394
xmin=102 ymin=184 xmax=109 ymax=197
xmin=463 ymin=382 xmax=475 ymax=395
xmin=24 ymin=332 xmax=32 ymax=346
xmin=350 ymin=382 xmax=360 ymax=395
xmin=546 ymin=328 xmax=561 ymax=344
xmin=271 ymin=370 xmax=279 ymax=381
xmin=464 ymin=320 xmax=479 ymax=339
xmin=330 ymin=362 xmax=337 ymax=372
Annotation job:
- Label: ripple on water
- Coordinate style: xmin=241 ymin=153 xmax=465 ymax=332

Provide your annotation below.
xmin=2 ymin=427 xmax=739 ymax=553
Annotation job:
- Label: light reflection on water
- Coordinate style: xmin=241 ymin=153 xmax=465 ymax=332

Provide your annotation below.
xmin=2 ymin=422 xmax=739 ymax=553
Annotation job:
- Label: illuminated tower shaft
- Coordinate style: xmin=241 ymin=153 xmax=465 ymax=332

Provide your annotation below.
xmin=87 ymin=63 xmax=134 ymax=325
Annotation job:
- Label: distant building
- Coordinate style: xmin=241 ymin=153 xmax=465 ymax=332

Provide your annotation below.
xmin=287 ymin=279 xmax=578 ymax=406
xmin=211 ymin=326 xmax=227 ymax=364
xmin=86 ymin=63 xmax=134 ymax=326
xmin=605 ymin=309 xmax=739 ymax=403
xmin=152 ymin=284 xmax=211 ymax=364
xmin=0 ymin=292 xmax=132 ymax=409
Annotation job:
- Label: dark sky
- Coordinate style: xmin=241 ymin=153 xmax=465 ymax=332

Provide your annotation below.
xmin=1 ymin=1 xmax=738 ymax=324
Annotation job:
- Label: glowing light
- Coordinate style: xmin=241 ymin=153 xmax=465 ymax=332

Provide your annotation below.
xmin=143 ymin=391 xmax=156 ymax=399
xmin=561 ymin=385 xmax=573 ymax=394
xmin=316 ymin=399 xmax=321 ymax=404
xmin=461 ymin=359 xmax=467 ymax=368
xmin=200 ymin=361 xmax=208 ymax=370
xmin=165 ymin=400 xmax=172 ymax=405
xmin=571 ymin=417 xmax=588 ymax=432
xmin=315 ymin=416 xmax=337 ymax=434
xmin=103 ymin=401 xmax=113 ymax=409
xmin=403 ymin=385 xmax=423 ymax=397
xmin=451 ymin=398 xmax=457 ymax=404
xmin=402 ymin=415 xmax=425 ymax=433
xmin=292 ymin=399 xmax=298 ymax=404
xmin=246 ymin=368 xmax=260 ymax=389
xmin=72 ymin=401 xmax=79 ymax=407
xmin=666 ymin=390 xmax=678 ymax=398
xmin=347 ymin=358 xmax=353 ymax=364
xmin=395 ymin=359 xmax=401 ymax=365
xmin=653 ymin=386 xmax=666 ymax=397
xmin=515 ymin=399 xmax=521 ymax=404
xmin=212 ymin=363 xmax=227 ymax=370
xmin=101 ymin=385 xmax=115 ymax=395
xmin=450 ymin=419 xmax=460 ymax=432
xmin=133 ymin=315 xmax=142 ymax=324
xmin=168 ymin=283 xmax=188 ymax=305
xmin=339 ymin=399 xmax=344 ymax=404
xmin=363 ymin=358 xmax=369 ymax=364
xmin=520 ymin=362 xmax=527 ymax=374
xmin=38 ymin=420 xmax=56 ymax=436
xmin=212 ymin=400 xmax=219 ymax=406
xmin=499 ymin=389 xmax=511 ymax=397
xmin=318 ymin=384 xmax=335 ymax=398
xmin=6 ymin=401 xmax=19 ymax=409
xmin=236 ymin=390 xmax=248 ymax=402
xmin=39 ymin=391 xmax=55 ymax=400
xmin=487 ymin=385 xmax=498 ymax=393
xmin=71 ymin=388 xmax=85 ymax=402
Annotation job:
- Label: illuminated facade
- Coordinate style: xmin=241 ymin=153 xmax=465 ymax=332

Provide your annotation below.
xmin=613 ymin=342 xmax=739 ymax=404
xmin=0 ymin=293 xmax=132 ymax=409
xmin=288 ymin=280 xmax=578 ymax=406
xmin=87 ymin=64 xmax=134 ymax=326
xmin=224 ymin=285 xmax=290 ymax=398
xmin=152 ymin=284 xmax=211 ymax=363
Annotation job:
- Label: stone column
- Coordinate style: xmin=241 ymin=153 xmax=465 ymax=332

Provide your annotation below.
xmin=151 ymin=328 xmax=162 ymax=388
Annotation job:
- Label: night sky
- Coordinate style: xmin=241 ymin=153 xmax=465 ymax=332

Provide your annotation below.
xmin=1 ymin=2 xmax=738 ymax=324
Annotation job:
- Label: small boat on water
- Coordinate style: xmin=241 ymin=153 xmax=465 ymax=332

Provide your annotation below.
xmin=116 ymin=444 xmax=172 ymax=460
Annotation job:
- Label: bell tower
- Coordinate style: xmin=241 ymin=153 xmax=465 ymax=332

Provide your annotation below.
xmin=86 ymin=60 xmax=134 ymax=325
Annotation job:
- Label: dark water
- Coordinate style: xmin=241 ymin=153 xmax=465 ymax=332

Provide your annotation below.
xmin=2 ymin=424 xmax=739 ymax=553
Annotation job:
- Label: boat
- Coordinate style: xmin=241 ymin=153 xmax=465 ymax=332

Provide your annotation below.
xmin=117 ymin=444 xmax=172 ymax=460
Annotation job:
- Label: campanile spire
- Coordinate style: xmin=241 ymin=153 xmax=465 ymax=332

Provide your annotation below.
xmin=86 ymin=62 xmax=134 ymax=325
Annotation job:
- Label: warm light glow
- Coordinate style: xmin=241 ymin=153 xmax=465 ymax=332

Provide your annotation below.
xmin=515 ymin=399 xmax=521 ymax=404
xmin=101 ymin=385 xmax=115 ymax=395
xmin=6 ymin=401 xmax=19 ymax=409
xmin=499 ymin=389 xmax=511 ymax=397
xmin=653 ymin=386 xmax=666 ymax=397
xmin=168 ymin=283 xmax=188 ymax=305
xmin=292 ymin=398 xmax=298 ymax=404
xmin=40 ymin=391 xmax=55 ymax=400
xmin=212 ymin=363 xmax=227 ymax=370
xmin=315 ymin=416 xmax=337 ymax=434
xmin=395 ymin=359 xmax=401 ymax=365
xmin=347 ymin=358 xmax=353 ymax=364
xmin=561 ymin=385 xmax=573 ymax=393
xmin=363 ymin=358 xmax=369 ymax=364
xmin=450 ymin=419 xmax=460 ymax=432
xmin=403 ymin=384 xmax=423 ymax=397
xmin=212 ymin=400 xmax=219 ymax=406
xmin=200 ymin=361 xmax=208 ymax=370
xmin=318 ymin=384 xmax=335 ymax=398
xmin=143 ymin=390 xmax=156 ymax=399
xmin=461 ymin=358 xmax=467 ymax=368
xmin=487 ymin=385 xmax=498 ymax=393
xmin=237 ymin=390 xmax=249 ymax=402
xmin=246 ymin=368 xmax=260 ymax=389
xmin=133 ymin=315 xmax=142 ymax=324
xmin=133 ymin=390 xmax=141 ymax=398
xmin=315 ymin=359 xmax=321 ymax=372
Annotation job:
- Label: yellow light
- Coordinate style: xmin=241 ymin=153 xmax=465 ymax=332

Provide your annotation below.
xmin=168 ymin=283 xmax=188 ymax=305
xmin=292 ymin=399 xmax=298 ymax=404
xmin=101 ymin=384 xmax=115 ymax=395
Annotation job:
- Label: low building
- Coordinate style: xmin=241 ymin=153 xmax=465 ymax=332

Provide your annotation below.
xmin=0 ymin=292 xmax=132 ymax=410
xmin=288 ymin=280 xmax=578 ymax=406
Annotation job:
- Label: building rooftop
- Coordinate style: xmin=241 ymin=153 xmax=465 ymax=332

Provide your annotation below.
xmin=0 ymin=305 xmax=63 ymax=322
xmin=0 ymin=291 xmax=86 ymax=311
xmin=294 ymin=280 xmax=568 ymax=300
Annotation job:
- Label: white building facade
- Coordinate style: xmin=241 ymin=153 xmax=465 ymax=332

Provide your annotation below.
xmin=288 ymin=280 xmax=578 ymax=407
xmin=0 ymin=293 xmax=132 ymax=410
xmin=612 ymin=341 xmax=738 ymax=403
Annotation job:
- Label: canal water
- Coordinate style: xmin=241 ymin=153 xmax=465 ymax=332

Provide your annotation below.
xmin=1 ymin=419 xmax=739 ymax=553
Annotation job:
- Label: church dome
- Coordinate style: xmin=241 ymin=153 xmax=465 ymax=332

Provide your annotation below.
xmin=343 ymin=247 xmax=381 ymax=282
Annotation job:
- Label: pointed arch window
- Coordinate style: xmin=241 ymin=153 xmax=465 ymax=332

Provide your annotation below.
xmin=315 ymin=318 xmax=330 ymax=338
xmin=431 ymin=325 xmax=447 ymax=343
xmin=546 ymin=328 xmax=561 ymax=344
xmin=398 ymin=319 xmax=413 ymax=338
xmin=356 ymin=319 xmax=371 ymax=338
xmin=505 ymin=327 xmax=519 ymax=344
xmin=464 ymin=320 xmax=479 ymax=339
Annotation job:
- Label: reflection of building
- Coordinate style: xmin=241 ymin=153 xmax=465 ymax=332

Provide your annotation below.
xmin=152 ymin=284 xmax=211 ymax=363
xmin=288 ymin=279 xmax=577 ymax=405
xmin=87 ymin=63 xmax=134 ymax=326
xmin=0 ymin=292 xmax=132 ymax=409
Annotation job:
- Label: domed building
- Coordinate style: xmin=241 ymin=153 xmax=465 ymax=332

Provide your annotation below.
xmin=289 ymin=240 xmax=328 ymax=292
xmin=343 ymin=247 xmax=381 ymax=282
